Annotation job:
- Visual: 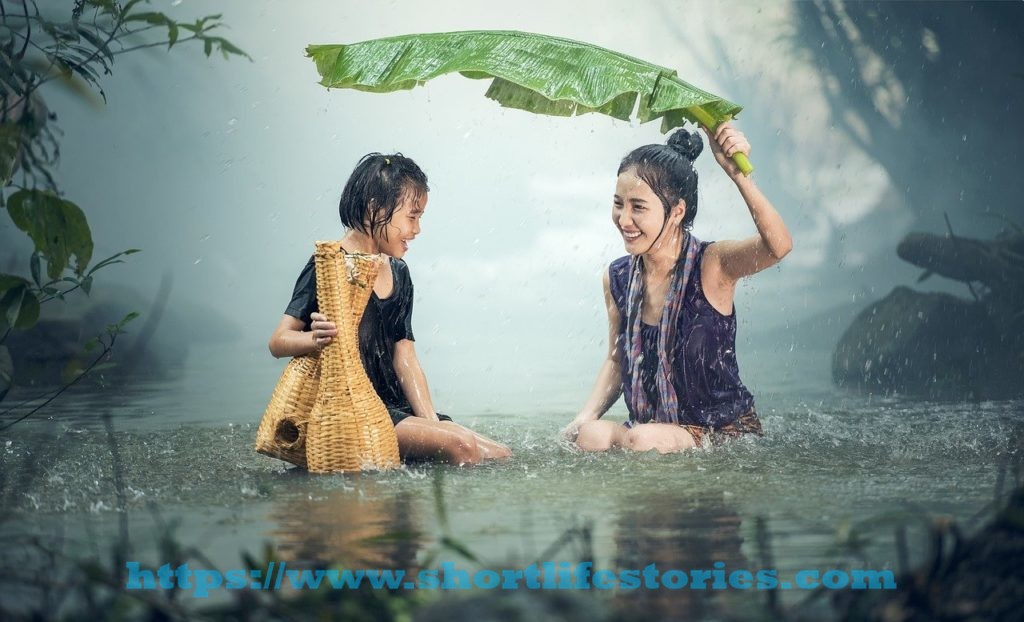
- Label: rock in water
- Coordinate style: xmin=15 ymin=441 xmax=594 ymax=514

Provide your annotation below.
xmin=834 ymin=227 xmax=1024 ymax=400
xmin=832 ymin=286 xmax=1016 ymax=399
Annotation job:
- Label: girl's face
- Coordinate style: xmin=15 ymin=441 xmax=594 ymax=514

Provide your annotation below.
xmin=613 ymin=169 xmax=683 ymax=255
xmin=372 ymin=190 xmax=426 ymax=259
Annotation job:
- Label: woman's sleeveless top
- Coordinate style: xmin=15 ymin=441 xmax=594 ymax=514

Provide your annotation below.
xmin=608 ymin=242 xmax=755 ymax=428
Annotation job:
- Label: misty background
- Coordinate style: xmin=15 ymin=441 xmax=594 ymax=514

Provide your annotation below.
xmin=3 ymin=0 xmax=1021 ymax=418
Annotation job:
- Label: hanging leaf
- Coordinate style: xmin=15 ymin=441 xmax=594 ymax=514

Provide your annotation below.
xmin=5 ymin=189 xmax=94 ymax=279
xmin=29 ymin=252 xmax=41 ymax=287
xmin=119 ymin=311 xmax=140 ymax=328
xmin=0 ymin=274 xmax=40 ymax=332
xmin=86 ymin=248 xmax=141 ymax=276
xmin=0 ymin=345 xmax=12 ymax=401
xmin=76 ymin=26 xmax=115 ymax=67
xmin=62 ymin=357 xmax=87 ymax=384
xmin=0 ymin=53 xmax=27 ymax=97
xmin=307 ymin=31 xmax=751 ymax=173
xmin=168 ymin=22 xmax=179 ymax=49
xmin=209 ymin=37 xmax=249 ymax=60
xmin=123 ymin=12 xmax=173 ymax=27
xmin=0 ymin=123 xmax=21 ymax=185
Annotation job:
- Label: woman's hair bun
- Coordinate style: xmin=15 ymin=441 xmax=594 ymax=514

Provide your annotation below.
xmin=666 ymin=128 xmax=703 ymax=162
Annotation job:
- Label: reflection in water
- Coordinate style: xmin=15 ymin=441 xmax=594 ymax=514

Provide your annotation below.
xmin=268 ymin=475 xmax=424 ymax=571
xmin=612 ymin=489 xmax=753 ymax=620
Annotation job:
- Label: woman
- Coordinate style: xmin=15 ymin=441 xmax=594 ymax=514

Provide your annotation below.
xmin=562 ymin=123 xmax=792 ymax=453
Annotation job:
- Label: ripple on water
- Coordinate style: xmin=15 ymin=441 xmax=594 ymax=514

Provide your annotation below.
xmin=1 ymin=391 xmax=1019 ymax=620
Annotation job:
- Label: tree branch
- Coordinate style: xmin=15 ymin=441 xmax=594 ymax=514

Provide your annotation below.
xmin=0 ymin=331 xmax=118 ymax=432
xmin=114 ymin=34 xmax=202 ymax=57
xmin=14 ymin=0 xmax=29 ymax=60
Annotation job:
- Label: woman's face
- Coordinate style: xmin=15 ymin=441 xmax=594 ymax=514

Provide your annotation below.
xmin=613 ymin=169 xmax=681 ymax=255
xmin=372 ymin=190 xmax=426 ymax=259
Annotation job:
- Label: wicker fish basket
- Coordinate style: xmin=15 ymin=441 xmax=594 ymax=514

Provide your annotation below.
xmin=255 ymin=242 xmax=401 ymax=472
xmin=254 ymin=353 xmax=319 ymax=468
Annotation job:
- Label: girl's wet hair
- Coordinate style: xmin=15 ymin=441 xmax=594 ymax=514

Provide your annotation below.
xmin=617 ymin=128 xmax=702 ymax=229
xmin=339 ymin=153 xmax=429 ymax=238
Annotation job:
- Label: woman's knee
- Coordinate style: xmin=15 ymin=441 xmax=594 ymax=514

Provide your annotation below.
xmin=576 ymin=421 xmax=615 ymax=452
xmin=623 ymin=427 xmax=656 ymax=452
xmin=623 ymin=426 xmax=695 ymax=453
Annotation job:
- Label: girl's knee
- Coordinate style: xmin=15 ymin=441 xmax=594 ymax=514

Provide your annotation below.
xmin=481 ymin=441 xmax=513 ymax=460
xmin=447 ymin=431 xmax=481 ymax=465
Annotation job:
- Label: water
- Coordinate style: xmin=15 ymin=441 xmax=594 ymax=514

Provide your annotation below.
xmin=1 ymin=343 xmax=1020 ymax=618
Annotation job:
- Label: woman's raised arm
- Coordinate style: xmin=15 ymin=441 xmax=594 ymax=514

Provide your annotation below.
xmin=702 ymin=122 xmax=792 ymax=282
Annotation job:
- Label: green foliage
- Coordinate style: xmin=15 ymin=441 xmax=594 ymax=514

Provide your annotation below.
xmin=306 ymin=30 xmax=743 ymax=133
xmin=6 ymin=189 xmax=93 ymax=279
xmin=0 ymin=1 xmax=244 ymax=405
xmin=0 ymin=1 xmax=249 ymax=192
xmin=0 ymin=309 xmax=140 ymax=428
xmin=0 ymin=0 xmax=246 ymax=314
xmin=0 ymin=123 xmax=20 ymax=185
xmin=34 ymin=248 xmax=142 ymax=304
xmin=124 ymin=11 xmax=252 ymax=60
xmin=0 ymin=274 xmax=40 ymax=333
xmin=0 ymin=345 xmax=10 ymax=401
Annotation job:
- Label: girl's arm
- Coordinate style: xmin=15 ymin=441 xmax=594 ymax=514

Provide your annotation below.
xmin=393 ymin=339 xmax=441 ymax=422
xmin=701 ymin=122 xmax=793 ymax=282
xmin=562 ymin=270 xmax=624 ymax=438
xmin=268 ymin=312 xmax=336 ymax=358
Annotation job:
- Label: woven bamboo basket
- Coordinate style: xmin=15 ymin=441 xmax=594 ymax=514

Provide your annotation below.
xmin=255 ymin=242 xmax=401 ymax=472
xmin=304 ymin=242 xmax=401 ymax=472
xmin=254 ymin=353 xmax=319 ymax=468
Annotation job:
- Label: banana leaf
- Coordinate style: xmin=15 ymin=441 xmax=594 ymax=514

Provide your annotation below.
xmin=307 ymin=30 xmax=753 ymax=174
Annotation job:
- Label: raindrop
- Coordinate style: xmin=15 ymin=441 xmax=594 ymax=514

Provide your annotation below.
xmin=194 ymin=258 xmax=202 ymax=265
xmin=228 ymin=118 xmax=238 ymax=126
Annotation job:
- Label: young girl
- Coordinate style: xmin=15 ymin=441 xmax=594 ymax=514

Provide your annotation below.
xmin=562 ymin=123 xmax=792 ymax=453
xmin=269 ymin=153 xmax=512 ymax=465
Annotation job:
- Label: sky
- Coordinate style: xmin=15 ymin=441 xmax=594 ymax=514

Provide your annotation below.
xmin=3 ymin=0 xmax=935 ymax=414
